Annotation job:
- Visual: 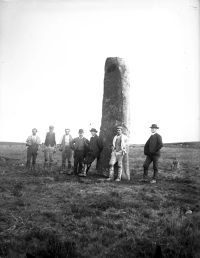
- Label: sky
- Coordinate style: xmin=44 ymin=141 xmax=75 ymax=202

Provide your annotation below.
xmin=0 ymin=0 xmax=199 ymax=144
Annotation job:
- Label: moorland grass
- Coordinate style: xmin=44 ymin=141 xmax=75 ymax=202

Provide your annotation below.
xmin=0 ymin=144 xmax=200 ymax=257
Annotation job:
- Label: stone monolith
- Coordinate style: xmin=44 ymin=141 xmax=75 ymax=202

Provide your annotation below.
xmin=98 ymin=57 xmax=130 ymax=180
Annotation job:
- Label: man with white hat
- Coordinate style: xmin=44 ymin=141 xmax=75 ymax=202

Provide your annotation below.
xmin=143 ymin=124 xmax=163 ymax=183
xmin=107 ymin=126 xmax=128 ymax=182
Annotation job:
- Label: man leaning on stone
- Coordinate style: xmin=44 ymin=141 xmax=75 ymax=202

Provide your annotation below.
xmin=107 ymin=126 xmax=128 ymax=182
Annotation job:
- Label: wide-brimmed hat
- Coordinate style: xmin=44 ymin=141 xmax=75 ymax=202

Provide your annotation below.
xmin=79 ymin=129 xmax=84 ymax=133
xmin=90 ymin=128 xmax=98 ymax=133
xmin=150 ymin=124 xmax=159 ymax=129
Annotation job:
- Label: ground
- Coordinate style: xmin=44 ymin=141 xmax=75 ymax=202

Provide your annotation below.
xmin=0 ymin=143 xmax=200 ymax=258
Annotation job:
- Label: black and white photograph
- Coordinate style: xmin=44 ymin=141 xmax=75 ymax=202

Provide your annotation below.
xmin=0 ymin=0 xmax=199 ymax=257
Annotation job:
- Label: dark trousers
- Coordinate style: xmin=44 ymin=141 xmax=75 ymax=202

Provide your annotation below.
xmin=62 ymin=146 xmax=72 ymax=169
xmin=143 ymin=155 xmax=160 ymax=179
xmin=26 ymin=147 xmax=37 ymax=169
xmin=74 ymin=150 xmax=85 ymax=174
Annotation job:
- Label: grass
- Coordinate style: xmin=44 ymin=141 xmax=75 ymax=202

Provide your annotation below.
xmin=0 ymin=143 xmax=200 ymax=257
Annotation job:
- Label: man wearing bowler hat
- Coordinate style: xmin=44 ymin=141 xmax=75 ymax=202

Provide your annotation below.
xmin=143 ymin=124 xmax=163 ymax=183
xmin=70 ymin=129 xmax=89 ymax=175
xmin=79 ymin=128 xmax=102 ymax=177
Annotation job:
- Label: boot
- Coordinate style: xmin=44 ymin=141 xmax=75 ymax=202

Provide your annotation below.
xmin=107 ymin=166 xmax=114 ymax=181
xmin=79 ymin=165 xmax=87 ymax=177
xmin=115 ymin=167 xmax=122 ymax=181
xmin=32 ymin=164 xmax=36 ymax=172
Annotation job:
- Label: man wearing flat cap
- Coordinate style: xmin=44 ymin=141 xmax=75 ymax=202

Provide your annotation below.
xmin=70 ymin=129 xmax=89 ymax=175
xmin=79 ymin=128 xmax=102 ymax=177
xmin=143 ymin=124 xmax=163 ymax=183
xmin=107 ymin=126 xmax=128 ymax=182
xmin=44 ymin=125 xmax=57 ymax=170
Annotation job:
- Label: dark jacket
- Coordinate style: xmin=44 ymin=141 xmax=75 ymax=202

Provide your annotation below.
xmin=144 ymin=133 xmax=163 ymax=156
xmin=71 ymin=137 xmax=89 ymax=153
xmin=44 ymin=132 xmax=56 ymax=147
xmin=88 ymin=135 xmax=102 ymax=157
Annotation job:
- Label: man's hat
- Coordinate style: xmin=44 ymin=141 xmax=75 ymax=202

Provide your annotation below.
xmin=79 ymin=129 xmax=84 ymax=133
xmin=150 ymin=124 xmax=159 ymax=129
xmin=32 ymin=128 xmax=37 ymax=132
xmin=65 ymin=128 xmax=70 ymax=131
xmin=116 ymin=125 xmax=123 ymax=130
xmin=90 ymin=128 xmax=98 ymax=133
xmin=49 ymin=125 xmax=54 ymax=129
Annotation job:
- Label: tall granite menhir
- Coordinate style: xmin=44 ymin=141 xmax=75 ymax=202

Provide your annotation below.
xmin=98 ymin=57 xmax=130 ymax=180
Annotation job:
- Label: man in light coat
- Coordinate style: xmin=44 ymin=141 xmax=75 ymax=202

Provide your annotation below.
xmin=26 ymin=128 xmax=41 ymax=171
xmin=59 ymin=128 xmax=73 ymax=173
xmin=107 ymin=126 xmax=128 ymax=181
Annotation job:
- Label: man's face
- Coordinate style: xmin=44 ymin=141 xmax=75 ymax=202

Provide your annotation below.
xmin=151 ymin=128 xmax=157 ymax=134
xmin=79 ymin=132 xmax=84 ymax=138
xmin=49 ymin=127 xmax=54 ymax=133
xmin=32 ymin=129 xmax=37 ymax=135
xmin=65 ymin=129 xmax=70 ymax=135
xmin=117 ymin=129 xmax=122 ymax=135
xmin=91 ymin=131 xmax=96 ymax=137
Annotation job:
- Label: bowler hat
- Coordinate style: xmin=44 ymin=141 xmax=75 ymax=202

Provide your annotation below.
xmin=79 ymin=129 xmax=84 ymax=133
xmin=150 ymin=124 xmax=159 ymax=129
xmin=90 ymin=128 xmax=98 ymax=133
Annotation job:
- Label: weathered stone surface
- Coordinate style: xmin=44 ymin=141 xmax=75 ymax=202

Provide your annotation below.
xmin=98 ymin=57 xmax=130 ymax=180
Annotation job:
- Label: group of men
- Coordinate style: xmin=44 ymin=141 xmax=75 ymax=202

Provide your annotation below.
xmin=26 ymin=124 xmax=163 ymax=183
xmin=26 ymin=126 xmax=101 ymax=176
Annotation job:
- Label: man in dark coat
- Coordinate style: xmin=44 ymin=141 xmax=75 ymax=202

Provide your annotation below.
xmin=79 ymin=128 xmax=102 ymax=177
xmin=70 ymin=129 xmax=89 ymax=175
xmin=143 ymin=124 xmax=163 ymax=183
xmin=44 ymin=125 xmax=57 ymax=169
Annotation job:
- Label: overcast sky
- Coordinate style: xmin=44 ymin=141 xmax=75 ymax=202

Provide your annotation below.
xmin=0 ymin=0 xmax=199 ymax=143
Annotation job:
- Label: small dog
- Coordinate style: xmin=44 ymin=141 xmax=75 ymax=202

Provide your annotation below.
xmin=171 ymin=158 xmax=180 ymax=171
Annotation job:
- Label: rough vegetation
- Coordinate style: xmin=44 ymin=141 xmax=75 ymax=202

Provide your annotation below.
xmin=0 ymin=143 xmax=200 ymax=257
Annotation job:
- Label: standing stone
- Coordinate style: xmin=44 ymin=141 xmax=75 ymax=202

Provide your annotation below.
xmin=98 ymin=57 xmax=130 ymax=180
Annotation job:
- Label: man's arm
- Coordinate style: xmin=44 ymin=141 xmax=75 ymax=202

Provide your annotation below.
xmin=156 ymin=134 xmax=163 ymax=152
xmin=70 ymin=138 xmax=75 ymax=150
